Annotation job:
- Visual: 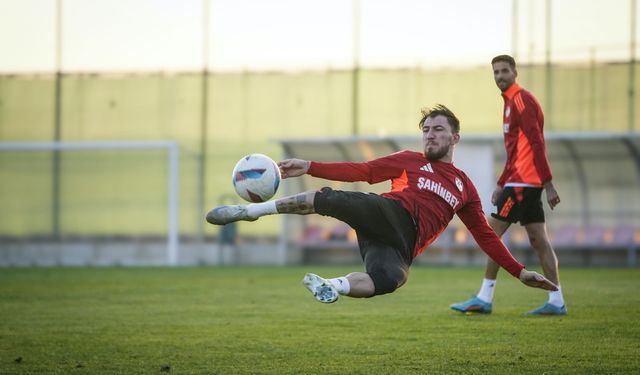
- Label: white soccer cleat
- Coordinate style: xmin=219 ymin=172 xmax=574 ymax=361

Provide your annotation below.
xmin=303 ymin=273 xmax=339 ymax=304
xmin=205 ymin=205 xmax=257 ymax=225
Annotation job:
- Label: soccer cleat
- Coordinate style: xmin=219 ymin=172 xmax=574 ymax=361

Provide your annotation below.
xmin=526 ymin=302 xmax=567 ymax=316
xmin=205 ymin=205 xmax=257 ymax=225
xmin=450 ymin=295 xmax=493 ymax=314
xmin=302 ymin=273 xmax=339 ymax=304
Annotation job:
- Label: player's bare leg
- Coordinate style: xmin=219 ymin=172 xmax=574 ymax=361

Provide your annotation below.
xmin=525 ymin=222 xmax=566 ymax=315
xmin=274 ymin=191 xmax=315 ymax=215
xmin=483 ymin=217 xmax=512 ymax=279
xmin=344 ymin=272 xmax=375 ymax=297
xmin=525 ymin=223 xmax=559 ymax=285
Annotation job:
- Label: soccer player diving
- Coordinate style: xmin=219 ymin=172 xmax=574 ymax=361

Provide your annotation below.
xmin=206 ymin=104 xmax=558 ymax=304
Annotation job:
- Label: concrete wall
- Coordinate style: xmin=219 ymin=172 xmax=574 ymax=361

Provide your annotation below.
xmin=0 ymin=238 xmax=301 ymax=267
xmin=2 ymin=239 xmax=634 ymax=267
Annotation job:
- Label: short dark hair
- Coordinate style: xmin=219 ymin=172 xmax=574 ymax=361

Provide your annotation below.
xmin=418 ymin=104 xmax=460 ymax=134
xmin=491 ymin=54 xmax=516 ymax=70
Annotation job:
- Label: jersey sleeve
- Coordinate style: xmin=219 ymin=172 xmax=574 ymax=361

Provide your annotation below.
xmin=308 ymin=161 xmax=371 ymax=182
xmin=307 ymin=152 xmax=408 ymax=183
xmin=456 ymin=181 xmax=525 ymax=277
xmin=519 ymin=94 xmax=553 ymax=183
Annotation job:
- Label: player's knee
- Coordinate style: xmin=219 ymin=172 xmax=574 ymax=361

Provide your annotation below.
xmin=315 ymin=187 xmax=334 ymax=202
xmin=368 ymin=267 xmax=408 ymax=296
xmin=528 ymin=233 xmax=551 ymax=250
xmin=313 ymin=187 xmax=336 ymax=214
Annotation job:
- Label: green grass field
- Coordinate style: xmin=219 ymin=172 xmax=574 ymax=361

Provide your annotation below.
xmin=1 ymin=266 xmax=639 ymax=374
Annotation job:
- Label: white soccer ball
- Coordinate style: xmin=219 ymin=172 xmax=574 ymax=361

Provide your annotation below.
xmin=231 ymin=154 xmax=281 ymax=202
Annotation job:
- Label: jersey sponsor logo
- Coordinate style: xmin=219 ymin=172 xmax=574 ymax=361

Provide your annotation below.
xmin=417 ymin=177 xmax=460 ymax=209
xmin=420 ymin=163 xmax=434 ymax=173
xmin=503 ymin=123 xmax=510 ymax=133
xmin=455 ymin=177 xmax=463 ymax=192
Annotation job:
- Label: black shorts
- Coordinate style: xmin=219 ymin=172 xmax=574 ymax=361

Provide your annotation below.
xmin=314 ymin=187 xmax=416 ymax=293
xmin=491 ymin=186 xmax=545 ymax=225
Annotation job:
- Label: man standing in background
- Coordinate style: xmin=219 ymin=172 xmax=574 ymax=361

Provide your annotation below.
xmin=450 ymin=55 xmax=566 ymax=315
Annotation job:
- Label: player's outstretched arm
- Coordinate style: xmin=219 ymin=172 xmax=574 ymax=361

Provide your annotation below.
xmin=278 ymin=159 xmax=311 ymax=179
xmin=519 ymin=269 xmax=558 ymax=291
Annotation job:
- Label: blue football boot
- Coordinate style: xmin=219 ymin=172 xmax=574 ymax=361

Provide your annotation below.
xmin=450 ymin=295 xmax=492 ymax=314
xmin=303 ymin=273 xmax=339 ymax=304
xmin=526 ymin=302 xmax=567 ymax=315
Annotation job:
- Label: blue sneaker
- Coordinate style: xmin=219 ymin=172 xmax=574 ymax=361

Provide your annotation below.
xmin=526 ymin=302 xmax=567 ymax=315
xmin=450 ymin=295 xmax=492 ymax=314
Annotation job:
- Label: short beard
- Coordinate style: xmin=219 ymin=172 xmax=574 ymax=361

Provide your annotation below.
xmin=426 ymin=145 xmax=449 ymax=161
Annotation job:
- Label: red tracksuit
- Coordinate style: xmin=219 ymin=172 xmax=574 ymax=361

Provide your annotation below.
xmin=498 ymin=83 xmax=552 ymax=187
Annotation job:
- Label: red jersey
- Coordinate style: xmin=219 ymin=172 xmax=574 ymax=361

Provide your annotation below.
xmin=308 ymin=150 xmax=525 ymax=278
xmin=498 ymin=83 xmax=552 ymax=187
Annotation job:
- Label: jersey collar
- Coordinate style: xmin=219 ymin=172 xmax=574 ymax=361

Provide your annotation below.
xmin=501 ymin=83 xmax=522 ymax=101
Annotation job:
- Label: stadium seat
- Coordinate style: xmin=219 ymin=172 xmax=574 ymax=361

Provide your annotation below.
xmin=452 ymin=227 xmax=477 ymax=249
xmin=327 ymin=223 xmax=353 ymax=241
xmin=608 ymin=224 xmax=637 ymax=247
xmin=505 ymin=226 xmax=529 ymax=249
xmin=431 ymin=226 xmax=454 ymax=249
xmin=608 ymin=224 xmax=640 ymax=267
xmin=582 ymin=224 xmax=606 ymax=247
xmin=550 ymin=224 xmax=580 ymax=248
xmin=302 ymin=225 xmax=324 ymax=244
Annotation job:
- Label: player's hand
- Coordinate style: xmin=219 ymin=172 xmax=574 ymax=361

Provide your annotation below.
xmin=278 ymin=159 xmax=311 ymax=179
xmin=519 ymin=269 xmax=558 ymax=291
xmin=491 ymin=185 xmax=503 ymax=205
xmin=544 ymin=182 xmax=561 ymax=210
